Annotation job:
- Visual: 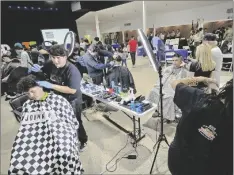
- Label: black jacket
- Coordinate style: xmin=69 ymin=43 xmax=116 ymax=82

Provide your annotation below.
xmin=106 ymin=65 xmax=136 ymax=91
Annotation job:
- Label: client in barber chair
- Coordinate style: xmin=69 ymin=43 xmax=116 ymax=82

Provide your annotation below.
xmin=97 ymin=55 xmax=136 ymax=112
xmin=106 ymin=55 xmax=136 ymax=92
xmin=8 ymin=74 xmax=83 ymax=175
xmin=147 ymin=53 xmax=189 ymax=123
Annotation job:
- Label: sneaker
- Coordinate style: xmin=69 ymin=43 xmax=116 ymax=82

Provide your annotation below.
xmin=79 ymin=142 xmax=87 ymax=152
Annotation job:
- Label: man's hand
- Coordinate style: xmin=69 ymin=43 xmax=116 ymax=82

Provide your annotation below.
xmin=180 ymin=61 xmax=186 ymax=67
xmin=107 ymin=61 xmax=115 ymax=67
xmin=37 ymin=81 xmax=53 ymax=89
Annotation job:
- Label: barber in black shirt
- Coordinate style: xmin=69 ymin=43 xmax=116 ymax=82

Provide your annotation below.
xmin=29 ymin=44 xmax=88 ymax=151
xmin=168 ymin=77 xmax=232 ymax=175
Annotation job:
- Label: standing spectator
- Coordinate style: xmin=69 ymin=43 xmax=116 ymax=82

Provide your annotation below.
xmin=171 ymin=30 xmax=176 ymax=39
xmin=157 ymin=33 xmax=166 ymax=62
xmin=80 ymin=38 xmax=86 ymax=50
xmin=175 ymin=29 xmax=181 ymax=38
xmin=151 ymin=34 xmax=160 ymax=51
xmin=223 ymin=25 xmax=233 ymax=42
xmin=205 ymin=33 xmax=223 ymax=87
xmin=128 ymin=36 xmax=138 ymax=68
xmin=14 ymin=43 xmax=33 ymax=69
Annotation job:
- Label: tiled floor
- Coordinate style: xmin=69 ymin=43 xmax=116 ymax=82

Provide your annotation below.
xmin=1 ymin=57 xmax=232 ymax=174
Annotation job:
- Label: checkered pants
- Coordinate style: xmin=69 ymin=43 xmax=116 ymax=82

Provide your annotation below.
xmin=8 ymin=94 xmax=83 ymax=174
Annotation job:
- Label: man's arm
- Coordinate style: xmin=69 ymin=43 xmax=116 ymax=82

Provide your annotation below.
xmin=98 ymin=49 xmax=113 ymax=58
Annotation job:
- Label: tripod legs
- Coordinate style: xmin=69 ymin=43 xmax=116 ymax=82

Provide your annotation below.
xmin=150 ymin=134 xmax=169 ymax=174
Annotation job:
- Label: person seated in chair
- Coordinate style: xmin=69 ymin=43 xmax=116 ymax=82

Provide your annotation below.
xmin=8 ymin=74 xmax=83 ymax=175
xmin=105 ymin=55 xmax=136 ymax=93
xmin=147 ymin=53 xmax=189 ymax=123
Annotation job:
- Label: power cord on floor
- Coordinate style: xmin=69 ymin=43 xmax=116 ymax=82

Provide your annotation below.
xmin=100 ymin=134 xmax=139 ymax=175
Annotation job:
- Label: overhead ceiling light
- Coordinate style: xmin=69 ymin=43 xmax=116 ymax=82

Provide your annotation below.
xmin=38 ymin=7 xmax=41 ymax=10
xmin=46 ymin=1 xmax=54 ymax=4
xmin=24 ymin=6 xmax=27 ymax=9
xmin=31 ymin=7 xmax=34 ymax=9
xmin=8 ymin=6 xmax=11 ymax=8
xmin=17 ymin=6 xmax=20 ymax=9
xmin=50 ymin=8 xmax=53 ymax=10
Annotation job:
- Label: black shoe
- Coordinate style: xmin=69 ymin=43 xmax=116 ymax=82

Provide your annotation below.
xmin=79 ymin=142 xmax=87 ymax=152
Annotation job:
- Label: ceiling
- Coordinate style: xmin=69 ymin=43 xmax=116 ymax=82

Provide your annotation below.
xmin=77 ymin=1 xmax=224 ymax=24
xmin=1 ymin=1 xmax=130 ymax=19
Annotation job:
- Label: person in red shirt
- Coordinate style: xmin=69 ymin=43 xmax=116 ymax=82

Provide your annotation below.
xmin=128 ymin=36 xmax=138 ymax=67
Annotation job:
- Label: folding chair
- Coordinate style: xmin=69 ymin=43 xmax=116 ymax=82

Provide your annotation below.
xmin=9 ymin=93 xmax=29 ymax=123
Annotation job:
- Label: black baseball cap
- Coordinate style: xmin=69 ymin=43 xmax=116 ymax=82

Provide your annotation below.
xmin=203 ymin=33 xmax=217 ymax=41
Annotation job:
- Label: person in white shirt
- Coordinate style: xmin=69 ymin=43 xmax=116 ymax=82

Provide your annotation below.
xmin=203 ymin=33 xmax=223 ymax=86
xmin=80 ymin=38 xmax=86 ymax=50
xmin=14 ymin=43 xmax=33 ymax=69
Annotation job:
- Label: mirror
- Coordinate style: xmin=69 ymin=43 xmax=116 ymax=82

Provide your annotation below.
xmin=64 ymin=31 xmax=75 ymax=57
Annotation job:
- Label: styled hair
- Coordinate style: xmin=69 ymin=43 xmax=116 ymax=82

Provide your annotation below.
xmin=195 ymin=43 xmax=216 ymax=71
xmin=173 ymin=53 xmax=183 ymax=61
xmin=94 ymin=37 xmax=99 ymax=42
xmin=17 ymin=75 xmax=38 ymax=93
xmin=193 ymin=79 xmax=233 ymax=120
xmin=48 ymin=44 xmax=66 ymax=56
xmin=218 ymin=79 xmax=233 ymax=117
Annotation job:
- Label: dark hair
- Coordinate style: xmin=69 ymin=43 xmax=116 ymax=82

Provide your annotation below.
xmin=84 ymin=39 xmax=89 ymax=43
xmin=194 ymin=79 xmax=233 ymax=117
xmin=228 ymin=25 xmax=232 ymax=28
xmin=131 ymin=36 xmax=134 ymax=38
xmin=173 ymin=53 xmax=183 ymax=59
xmin=217 ymin=79 xmax=233 ymax=117
xmin=199 ymin=28 xmax=203 ymax=31
xmin=116 ymin=55 xmax=122 ymax=62
xmin=94 ymin=37 xmax=99 ymax=42
xmin=17 ymin=75 xmax=38 ymax=93
xmin=52 ymin=41 xmax=58 ymax=45
xmin=48 ymin=44 xmax=66 ymax=56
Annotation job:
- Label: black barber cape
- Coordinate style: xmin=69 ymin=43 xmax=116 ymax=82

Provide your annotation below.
xmin=8 ymin=93 xmax=83 ymax=174
xmin=106 ymin=65 xmax=136 ymax=90
xmin=168 ymin=83 xmax=233 ymax=175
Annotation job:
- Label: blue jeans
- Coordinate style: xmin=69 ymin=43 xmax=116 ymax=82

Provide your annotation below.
xmin=122 ymin=59 xmax=127 ymax=67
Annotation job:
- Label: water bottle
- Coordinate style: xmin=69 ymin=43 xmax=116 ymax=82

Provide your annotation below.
xmin=130 ymin=100 xmax=135 ymax=111
xmin=118 ymin=83 xmax=122 ymax=94
xmin=111 ymin=81 xmax=115 ymax=89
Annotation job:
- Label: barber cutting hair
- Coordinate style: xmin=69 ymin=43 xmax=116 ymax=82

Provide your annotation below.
xmin=82 ymin=44 xmax=114 ymax=85
xmin=28 ymin=44 xmax=88 ymax=151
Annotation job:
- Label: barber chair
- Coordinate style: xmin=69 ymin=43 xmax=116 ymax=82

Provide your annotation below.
xmin=2 ymin=67 xmax=28 ymax=100
xmin=9 ymin=93 xmax=29 ymax=122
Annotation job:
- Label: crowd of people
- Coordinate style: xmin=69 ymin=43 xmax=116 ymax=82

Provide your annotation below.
xmin=1 ymin=29 xmax=232 ymax=174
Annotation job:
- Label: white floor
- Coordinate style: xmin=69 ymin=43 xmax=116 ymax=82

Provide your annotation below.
xmin=1 ymin=57 xmax=232 ymax=174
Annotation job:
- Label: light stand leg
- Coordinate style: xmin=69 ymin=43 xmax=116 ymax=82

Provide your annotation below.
xmin=149 ymin=66 xmax=170 ymax=174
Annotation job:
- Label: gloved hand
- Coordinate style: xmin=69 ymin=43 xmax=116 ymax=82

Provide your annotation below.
xmin=107 ymin=61 xmax=115 ymax=67
xmin=28 ymin=64 xmax=43 ymax=73
xmin=37 ymin=81 xmax=53 ymax=89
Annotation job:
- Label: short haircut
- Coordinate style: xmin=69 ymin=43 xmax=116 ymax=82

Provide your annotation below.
xmin=131 ymin=36 xmax=134 ymax=38
xmin=94 ymin=37 xmax=99 ymax=42
xmin=17 ymin=75 xmax=38 ymax=93
xmin=173 ymin=53 xmax=183 ymax=60
xmin=48 ymin=44 xmax=66 ymax=56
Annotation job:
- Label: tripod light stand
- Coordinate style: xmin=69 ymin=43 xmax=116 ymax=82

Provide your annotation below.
xmin=137 ymin=29 xmax=169 ymax=174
